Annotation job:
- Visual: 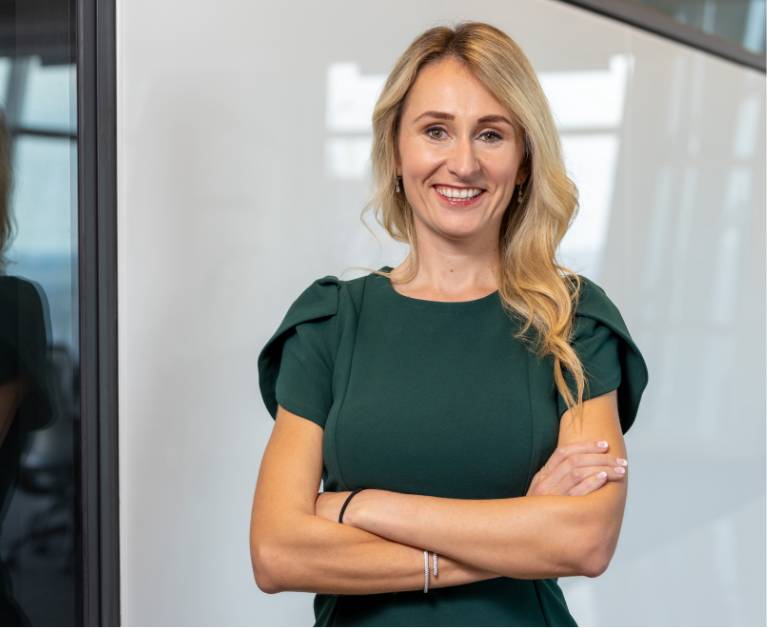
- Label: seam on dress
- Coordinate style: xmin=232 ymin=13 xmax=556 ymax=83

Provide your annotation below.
xmin=332 ymin=275 xmax=365 ymax=491
xmin=532 ymin=580 xmax=553 ymax=627
xmin=522 ymin=343 xmax=539 ymax=493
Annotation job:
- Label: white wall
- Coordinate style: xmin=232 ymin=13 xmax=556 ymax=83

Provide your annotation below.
xmin=116 ymin=0 xmax=766 ymax=625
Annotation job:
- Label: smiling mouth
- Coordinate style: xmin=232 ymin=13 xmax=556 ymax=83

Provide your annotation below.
xmin=433 ymin=185 xmax=487 ymax=207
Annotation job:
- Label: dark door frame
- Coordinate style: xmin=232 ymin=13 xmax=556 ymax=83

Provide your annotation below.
xmin=77 ymin=0 xmax=119 ymax=624
xmin=559 ymin=0 xmax=765 ymax=72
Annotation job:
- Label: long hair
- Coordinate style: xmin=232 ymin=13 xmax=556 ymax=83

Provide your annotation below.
xmin=349 ymin=21 xmax=590 ymax=427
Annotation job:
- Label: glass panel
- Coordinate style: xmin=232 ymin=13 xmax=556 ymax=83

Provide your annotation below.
xmin=0 ymin=60 xmax=9 ymax=105
xmin=0 ymin=0 xmax=81 ymax=625
xmin=20 ymin=56 xmax=77 ymax=133
xmin=636 ymin=0 xmax=766 ymax=55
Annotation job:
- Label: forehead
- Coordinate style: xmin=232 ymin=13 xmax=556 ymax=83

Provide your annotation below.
xmin=402 ymin=57 xmax=507 ymax=118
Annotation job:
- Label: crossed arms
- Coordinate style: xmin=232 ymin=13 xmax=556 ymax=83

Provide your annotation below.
xmin=250 ymin=389 xmax=628 ymax=594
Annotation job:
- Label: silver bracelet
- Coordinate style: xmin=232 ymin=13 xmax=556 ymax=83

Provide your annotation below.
xmin=423 ymin=551 xmax=440 ymax=592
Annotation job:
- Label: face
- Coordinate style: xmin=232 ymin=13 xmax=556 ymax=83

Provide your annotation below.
xmin=396 ymin=56 xmax=527 ymax=244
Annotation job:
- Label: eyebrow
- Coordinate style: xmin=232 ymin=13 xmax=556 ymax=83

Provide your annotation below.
xmin=412 ymin=110 xmax=514 ymax=127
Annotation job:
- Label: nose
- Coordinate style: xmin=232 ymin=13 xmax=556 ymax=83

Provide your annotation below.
xmin=446 ymin=135 xmax=481 ymax=181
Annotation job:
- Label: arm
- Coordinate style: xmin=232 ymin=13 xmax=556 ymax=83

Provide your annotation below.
xmin=0 ymin=376 xmax=28 ymax=447
xmin=256 ymin=512 xmax=502 ymax=595
xmin=341 ymin=390 xmax=628 ymax=580
xmin=250 ymin=405 xmax=503 ymax=595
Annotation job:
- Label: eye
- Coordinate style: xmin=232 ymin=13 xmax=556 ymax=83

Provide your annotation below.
xmin=480 ymin=130 xmax=503 ymax=142
xmin=425 ymin=126 xmax=446 ymax=140
xmin=424 ymin=126 xmax=503 ymax=142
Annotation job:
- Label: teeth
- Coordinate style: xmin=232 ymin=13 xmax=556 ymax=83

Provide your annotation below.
xmin=436 ymin=186 xmax=483 ymax=199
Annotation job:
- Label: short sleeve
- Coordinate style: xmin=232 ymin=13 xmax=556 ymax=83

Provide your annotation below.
xmin=0 ymin=276 xmax=56 ymax=432
xmin=257 ymin=276 xmax=341 ymax=429
xmin=556 ymin=276 xmax=649 ymax=434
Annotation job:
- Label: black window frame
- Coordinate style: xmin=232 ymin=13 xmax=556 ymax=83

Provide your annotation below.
xmin=76 ymin=0 xmax=119 ymax=624
xmin=559 ymin=0 xmax=765 ymax=72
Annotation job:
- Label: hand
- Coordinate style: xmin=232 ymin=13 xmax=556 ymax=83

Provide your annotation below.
xmin=315 ymin=490 xmax=353 ymax=523
xmin=526 ymin=440 xmax=628 ymax=497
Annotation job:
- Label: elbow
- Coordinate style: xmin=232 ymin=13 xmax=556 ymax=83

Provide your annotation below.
xmin=577 ymin=528 xmax=615 ymax=578
xmin=251 ymin=535 xmax=283 ymax=594
xmin=581 ymin=549 xmax=610 ymax=578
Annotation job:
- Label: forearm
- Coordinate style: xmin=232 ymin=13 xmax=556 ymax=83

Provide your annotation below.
xmin=258 ymin=513 xmax=502 ymax=595
xmin=346 ymin=490 xmax=598 ymax=580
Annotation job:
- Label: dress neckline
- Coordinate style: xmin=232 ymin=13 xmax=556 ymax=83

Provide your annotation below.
xmin=377 ymin=265 xmax=500 ymax=305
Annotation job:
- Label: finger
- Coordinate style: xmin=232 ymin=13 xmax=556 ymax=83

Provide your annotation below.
xmin=539 ymin=440 xmax=611 ymax=475
xmin=551 ymin=463 xmax=626 ymax=495
xmin=576 ymin=464 xmax=627 ymax=482
xmin=543 ymin=452 xmax=628 ymax=487
xmin=556 ymin=452 xmax=629 ymax=469
xmin=567 ymin=471 xmax=608 ymax=496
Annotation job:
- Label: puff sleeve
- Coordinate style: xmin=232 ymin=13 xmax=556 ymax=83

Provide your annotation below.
xmin=556 ymin=276 xmax=649 ymax=434
xmin=257 ymin=276 xmax=341 ymax=429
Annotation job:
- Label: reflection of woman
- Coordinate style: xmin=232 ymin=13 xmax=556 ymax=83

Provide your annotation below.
xmin=0 ymin=109 xmax=54 ymax=626
xmin=251 ymin=21 xmax=649 ymax=626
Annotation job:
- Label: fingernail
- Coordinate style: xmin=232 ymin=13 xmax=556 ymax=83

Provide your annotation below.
xmin=614 ymin=467 xmax=626 ymax=474
xmin=597 ymin=441 xmax=608 ymax=448
xmin=616 ymin=458 xmax=628 ymax=466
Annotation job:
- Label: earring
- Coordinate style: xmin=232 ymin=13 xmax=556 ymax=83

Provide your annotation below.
xmin=395 ymin=176 xmax=402 ymax=193
xmin=517 ymin=183 xmax=524 ymax=204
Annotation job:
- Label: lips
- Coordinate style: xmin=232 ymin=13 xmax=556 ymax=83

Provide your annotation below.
xmin=432 ymin=185 xmax=486 ymax=207
xmin=433 ymin=184 xmax=485 ymax=192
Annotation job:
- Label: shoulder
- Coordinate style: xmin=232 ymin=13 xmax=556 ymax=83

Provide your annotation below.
xmin=278 ymin=271 xmax=369 ymax=321
xmin=0 ymin=275 xmax=47 ymax=320
xmin=260 ymin=274 xmax=346 ymax=360
xmin=567 ymin=274 xmax=634 ymax=345
xmin=570 ymin=273 xmax=617 ymax=314
xmin=563 ymin=273 xmax=650 ymax=434
xmin=282 ymin=274 xmax=342 ymax=323
xmin=257 ymin=273 xmax=351 ymax=420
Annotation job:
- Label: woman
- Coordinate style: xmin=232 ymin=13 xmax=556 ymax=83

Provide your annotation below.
xmin=0 ymin=109 xmax=54 ymax=626
xmin=251 ymin=21 xmax=649 ymax=627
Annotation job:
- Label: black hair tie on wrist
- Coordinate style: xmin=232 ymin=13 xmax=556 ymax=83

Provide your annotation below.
xmin=338 ymin=488 xmax=366 ymax=523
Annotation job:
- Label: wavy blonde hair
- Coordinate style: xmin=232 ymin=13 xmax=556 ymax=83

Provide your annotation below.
xmin=347 ymin=21 xmax=591 ymax=427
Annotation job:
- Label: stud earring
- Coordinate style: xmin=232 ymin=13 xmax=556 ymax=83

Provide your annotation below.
xmin=395 ymin=176 xmax=402 ymax=193
xmin=517 ymin=183 xmax=524 ymax=204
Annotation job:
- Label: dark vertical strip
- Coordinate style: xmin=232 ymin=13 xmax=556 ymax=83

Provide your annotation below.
xmin=77 ymin=0 xmax=120 ymax=624
xmin=557 ymin=0 xmax=765 ymax=72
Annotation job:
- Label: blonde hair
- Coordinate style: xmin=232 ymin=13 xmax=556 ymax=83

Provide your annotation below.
xmin=347 ymin=20 xmax=591 ymax=427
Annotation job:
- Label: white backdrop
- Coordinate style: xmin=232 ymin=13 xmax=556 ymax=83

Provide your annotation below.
xmin=116 ymin=0 xmax=766 ymax=625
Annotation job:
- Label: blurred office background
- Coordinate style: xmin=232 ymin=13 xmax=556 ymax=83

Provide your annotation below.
xmin=117 ymin=0 xmax=765 ymax=625
xmin=0 ymin=0 xmax=764 ymax=625
xmin=0 ymin=0 xmax=79 ymax=625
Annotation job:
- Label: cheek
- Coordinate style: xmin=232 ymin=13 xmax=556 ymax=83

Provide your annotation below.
xmin=400 ymin=138 xmax=442 ymax=172
xmin=487 ymin=166 xmax=520 ymax=193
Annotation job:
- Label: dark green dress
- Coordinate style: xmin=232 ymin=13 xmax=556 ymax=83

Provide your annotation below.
xmin=257 ymin=266 xmax=649 ymax=627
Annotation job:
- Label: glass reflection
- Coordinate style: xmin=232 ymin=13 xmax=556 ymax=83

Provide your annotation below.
xmin=637 ymin=0 xmax=766 ymax=56
xmin=0 ymin=0 xmax=80 ymax=622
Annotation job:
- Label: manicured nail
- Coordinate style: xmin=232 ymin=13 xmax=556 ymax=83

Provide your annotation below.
xmin=597 ymin=471 xmax=607 ymax=479
xmin=597 ymin=441 xmax=608 ymax=448
xmin=614 ymin=467 xmax=626 ymax=474
xmin=616 ymin=458 xmax=628 ymax=466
